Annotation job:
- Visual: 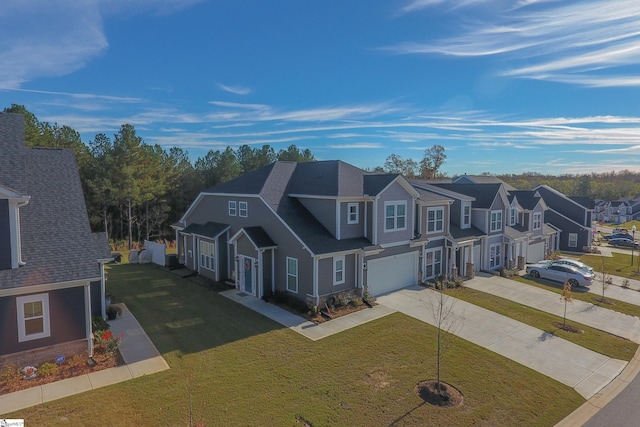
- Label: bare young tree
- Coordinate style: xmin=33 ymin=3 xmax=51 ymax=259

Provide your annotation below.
xmin=428 ymin=282 xmax=463 ymax=397
xmin=560 ymin=281 xmax=573 ymax=329
xmin=597 ymin=255 xmax=611 ymax=303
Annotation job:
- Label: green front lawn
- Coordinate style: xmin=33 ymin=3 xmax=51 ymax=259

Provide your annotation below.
xmin=9 ymin=264 xmax=584 ymax=426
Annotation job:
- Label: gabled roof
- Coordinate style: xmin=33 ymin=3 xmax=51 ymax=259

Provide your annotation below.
xmin=432 ymin=183 xmax=505 ymax=209
xmin=509 ymin=190 xmax=544 ymax=211
xmin=230 ymin=226 xmax=277 ymax=250
xmin=410 ymin=179 xmax=475 ymax=202
xmin=448 ymin=223 xmax=485 ymax=242
xmin=185 ymin=222 xmax=230 ymax=239
xmin=194 ymin=161 xmax=377 ymax=255
xmin=0 ymin=115 xmax=109 ymax=289
xmin=454 ymin=174 xmax=517 ymax=191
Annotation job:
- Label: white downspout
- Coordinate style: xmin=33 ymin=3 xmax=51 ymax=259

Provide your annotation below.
xmin=85 ymin=282 xmax=93 ymax=359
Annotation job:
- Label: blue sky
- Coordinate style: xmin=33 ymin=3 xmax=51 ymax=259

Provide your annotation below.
xmin=2 ymin=0 xmax=640 ymax=176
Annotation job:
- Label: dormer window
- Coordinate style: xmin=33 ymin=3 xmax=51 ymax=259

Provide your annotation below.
xmin=0 ymin=185 xmax=30 ymax=270
xmin=510 ymin=207 xmax=517 ymax=226
xmin=347 ymin=203 xmax=359 ymax=224
xmin=461 ymin=203 xmax=471 ymax=228
xmin=490 ymin=210 xmax=503 ymax=232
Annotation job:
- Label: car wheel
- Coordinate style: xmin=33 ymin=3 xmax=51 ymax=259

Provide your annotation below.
xmin=568 ymin=279 xmax=579 ymax=288
xmin=529 ymin=270 xmax=540 ymax=278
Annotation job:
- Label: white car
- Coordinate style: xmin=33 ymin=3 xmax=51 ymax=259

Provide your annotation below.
xmin=544 ymin=258 xmax=594 ymax=274
xmin=526 ymin=262 xmax=594 ymax=287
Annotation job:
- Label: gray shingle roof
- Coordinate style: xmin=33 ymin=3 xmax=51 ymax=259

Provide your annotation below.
xmin=509 ymin=190 xmax=541 ymax=210
xmin=433 ymin=183 xmax=502 ymax=209
xmin=202 ymin=161 xmax=380 ymax=254
xmin=184 ymin=222 xmax=230 ymax=239
xmin=243 ymin=226 xmax=277 ymax=249
xmin=0 ymin=120 xmax=109 ymax=289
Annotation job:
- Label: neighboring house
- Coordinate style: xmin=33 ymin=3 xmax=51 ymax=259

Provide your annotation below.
xmin=174 ymin=160 xmax=435 ymax=305
xmin=430 ymin=183 xmax=512 ymax=272
xmin=507 ymin=190 xmax=560 ymax=264
xmin=453 ymin=174 xmax=517 ymax=191
xmin=595 ymin=198 xmax=640 ymax=223
xmin=533 ymin=185 xmax=594 ymax=253
xmin=0 ymin=113 xmax=112 ymax=369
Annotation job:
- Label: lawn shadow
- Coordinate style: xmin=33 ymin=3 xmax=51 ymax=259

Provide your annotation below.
xmin=387 ymin=401 xmax=427 ymax=426
xmin=106 ymin=263 xmax=288 ymax=357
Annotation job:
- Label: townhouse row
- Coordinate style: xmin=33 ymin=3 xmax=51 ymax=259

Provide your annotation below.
xmin=172 ymin=161 xmax=594 ymax=306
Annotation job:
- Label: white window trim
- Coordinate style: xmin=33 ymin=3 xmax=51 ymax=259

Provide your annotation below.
xmin=489 ymin=243 xmax=501 ymax=269
xmin=286 ymin=257 xmax=298 ymax=293
xmin=228 ymin=201 xmax=237 ymax=216
xmin=462 ymin=203 xmax=471 ymax=228
xmin=347 ymin=203 xmax=359 ymax=225
xmin=199 ymin=240 xmax=215 ymax=272
xmin=17 ymin=293 xmax=50 ymax=342
xmin=533 ymin=212 xmax=542 ymax=230
xmin=510 ymin=207 xmax=517 ymax=226
xmin=334 ymin=256 xmax=345 ymax=285
xmin=239 ymin=201 xmax=248 ymax=218
xmin=568 ymin=233 xmax=578 ymax=248
xmin=427 ymin=207 xmax=444 ymax=234
xmin=384 ymin=201 xmax=407 ymax=232
xmin=490 ymin=210 xmax=503 ymax=232
xmin=423 ymin=247 xmax=442 ymax=280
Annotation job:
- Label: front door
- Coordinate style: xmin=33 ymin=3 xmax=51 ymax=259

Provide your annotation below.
xmin=243 ymin=257 xmax=253 ymax=294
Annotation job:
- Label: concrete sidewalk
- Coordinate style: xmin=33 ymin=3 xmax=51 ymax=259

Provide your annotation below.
xmin=376 ymin=286 xmax=627 ymax=400
xmin=466 ymin=273 xmax=640 ymax=343
xmin=221 ymin=289 xmax=397 ymax=341
xmin=0 ymin=304 xmax=169 ymax=416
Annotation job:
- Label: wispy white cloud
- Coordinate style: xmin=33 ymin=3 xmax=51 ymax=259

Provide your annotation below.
xmin=390 ymin=0 xmax=640 ymax=87
xmin=217 ymin=83 xmax=252 ymax=96
xmin=327 ymin=143 xmax=384 ymax=149
xmin=0 ymin=0 xmax=200 ymax=88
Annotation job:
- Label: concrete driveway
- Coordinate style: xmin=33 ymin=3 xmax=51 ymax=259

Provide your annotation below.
xmin=376 ymin=285 xmax=627 ymax=400
xmin=465 ymin=273 xmax=640 ymax=343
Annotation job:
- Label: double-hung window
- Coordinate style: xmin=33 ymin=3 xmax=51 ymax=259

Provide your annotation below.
xmin=462 ymin=204 xmax=471 ymax=228
xmin=286 ymin=257 xmax=298 ymax=292
xmin=568 ymin=233 xmax=578 ymax=248
xmin=533 ymin=212 xmax=542 ymax=230
xmin=427 ymin=207 xmax=444 ymax=233
xmin=239 ymin=201 xmax=248 ymax=217
xmin=228 ymin=201 xmax=237 ymax=216
xmin=510 ymin=207 xmax=517 ymax=226
xmin=385 ymin=201 xmax=407 ymax=231
xmin=334 ymin=256 xmax=345 ymax=285
xmin=17 ymin=293 xmax=50 ymax=342
xmin=199 ymin=240 xmax=215 ymax=271
xmin=490 ymin=210 xmax=503 ymax=232
xmin=347 ymin=203 xmax=359 ymax=224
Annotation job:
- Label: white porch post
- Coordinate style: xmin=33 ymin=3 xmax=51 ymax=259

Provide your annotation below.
xmin=84 ymin=282 xmax=93 ymax=358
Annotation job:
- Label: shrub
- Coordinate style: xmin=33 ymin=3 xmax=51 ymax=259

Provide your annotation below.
xmin=362 ymin=292 xmax=375 ymax=305
xmin=0 ymin=364 xmax=21 ymax=389
xmin=94 ymin=329 xmax=123 ymax=354
xmin=92 ymin=315 xmax=110 ymax=332
xmin=623 ymin=279 xmax=631 ymax=288
xmin=350 ymin=296 xmax=363 ymax=306
xmin=337 ymin=294 xmax=349 ymax=307
xmin=38 ymin=362 xmax=58 ymax=377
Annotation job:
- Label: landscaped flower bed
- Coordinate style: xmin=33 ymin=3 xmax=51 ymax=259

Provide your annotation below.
xmin=0 ymin=349 xmax=124 ymax=395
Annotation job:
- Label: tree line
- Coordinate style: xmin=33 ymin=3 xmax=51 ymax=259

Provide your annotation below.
xmin=4 ymin=105 xmax=315 ymax=248
xmin=5 ymin=104 xmax=639 ymax=248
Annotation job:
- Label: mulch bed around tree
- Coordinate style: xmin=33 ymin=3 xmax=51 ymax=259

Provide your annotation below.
xmin=415 ymin=380 xmax=464 ymax=407
xmin=552 ymin=322 xmax=584 ymax=334
xmin=0 ymin=349 xmax=124 ymax=395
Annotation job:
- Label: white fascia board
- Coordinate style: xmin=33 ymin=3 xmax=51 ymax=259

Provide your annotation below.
xmin=0 ymin=279 xmax=94 ymax=297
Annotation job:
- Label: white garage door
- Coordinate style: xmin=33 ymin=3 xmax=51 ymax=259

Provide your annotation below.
xmin=367 ymin=252 xmax=418 ymax=296
xmin=527 ymin=242 xmax=545 ymax=263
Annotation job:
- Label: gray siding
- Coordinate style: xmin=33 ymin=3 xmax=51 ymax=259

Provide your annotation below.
xmin=317 ymin=253 xmax=357 ymax=295
xmin=0 ymin=287 xmax=86 ymax=357
xmin=376 ymin=182 xmax=415 ymax=245
xmin=0 ymin=199 xmax=10 ymax=270
xmin=340 ymin=201 xmax=365 ymax=239
xmin=185 ymin=194 xmax=314 ymax=298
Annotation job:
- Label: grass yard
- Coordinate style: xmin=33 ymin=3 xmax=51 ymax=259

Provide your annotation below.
xmin=8 ymin=264 xmax=584 ymax=426
xmin=445 ymin=287 xmax=638 ymax=361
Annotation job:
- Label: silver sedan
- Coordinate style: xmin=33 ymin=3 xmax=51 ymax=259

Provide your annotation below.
xmin=526 ymin=262 xmax=594 ymax=287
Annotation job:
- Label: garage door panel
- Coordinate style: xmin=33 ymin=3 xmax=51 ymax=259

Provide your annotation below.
xmin=527 ymin=242 xmax=545 ymax=263
xmin=367 ymin=252 xmax=418 ymax=296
